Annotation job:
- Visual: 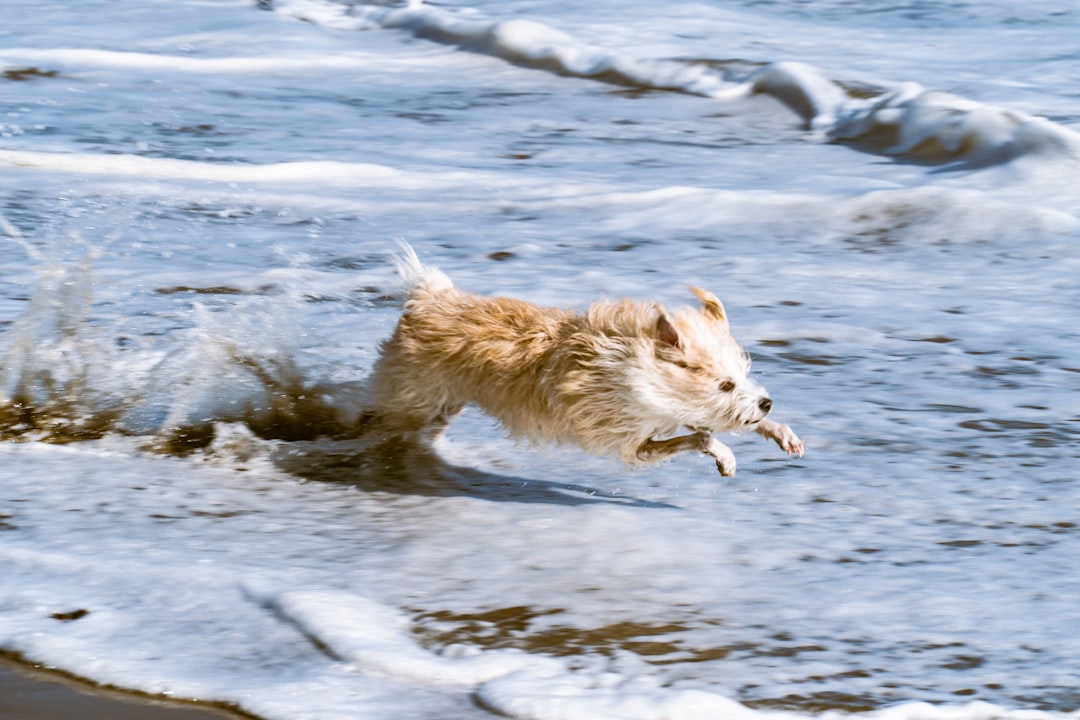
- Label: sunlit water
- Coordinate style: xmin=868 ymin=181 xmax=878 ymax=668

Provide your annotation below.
xmin=1 ymin=1 xmax=1079 ymax=718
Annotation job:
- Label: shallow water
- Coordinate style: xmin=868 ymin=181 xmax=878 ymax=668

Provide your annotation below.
xmin=1 ymin=1 xmax=1079 ymax=719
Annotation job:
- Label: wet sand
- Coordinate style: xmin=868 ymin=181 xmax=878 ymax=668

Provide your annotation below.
xmin=0 ymin=655 xmax=244 ymax=720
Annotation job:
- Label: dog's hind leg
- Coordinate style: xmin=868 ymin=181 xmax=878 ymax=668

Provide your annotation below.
xmin=358 ymin=398 xmax=463 ymax=446
xmin=636 ymin=431 xmax=737 ymax=476
xmin=413 ymin=402 xmax=464 ymax=445
xmin=358 ymin=366 xmax=461 ymax=444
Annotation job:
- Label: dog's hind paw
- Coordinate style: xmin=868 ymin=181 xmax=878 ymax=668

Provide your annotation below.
xmin=706 ymin=437 xmax=737 ymax=476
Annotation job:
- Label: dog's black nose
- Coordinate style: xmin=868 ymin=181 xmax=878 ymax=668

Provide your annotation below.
xmin=758 ymin=397 xmax=773 ymax=414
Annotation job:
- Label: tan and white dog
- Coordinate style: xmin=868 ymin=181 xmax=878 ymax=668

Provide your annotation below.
xmin=365 ymin=243 xmax=803 ymax=476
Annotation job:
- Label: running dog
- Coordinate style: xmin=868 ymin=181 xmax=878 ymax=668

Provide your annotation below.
xmin=365 ymin=243 xmax=803 ymax=476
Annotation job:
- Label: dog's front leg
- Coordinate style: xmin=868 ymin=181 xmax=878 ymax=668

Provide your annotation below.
xmin=755 ymin=419 xmax=804 ymax=457
xmin=636 ymin=432 xmax=737 ymax=476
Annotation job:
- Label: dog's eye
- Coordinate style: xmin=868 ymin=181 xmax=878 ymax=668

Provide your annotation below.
xmin=719 ymin=380 xmax=736 ymax=393
xmin=672 ymin=360 xmax=699 ymax=372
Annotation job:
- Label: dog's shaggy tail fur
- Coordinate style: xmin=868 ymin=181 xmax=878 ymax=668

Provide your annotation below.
xmin=394 ymin=240 xmax=453 ymax=299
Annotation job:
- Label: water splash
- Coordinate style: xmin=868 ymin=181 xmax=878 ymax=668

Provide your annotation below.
xmin=148 ymin=297 xmax=365 ymax=454
xmin=0 ymin=228 xmax=126 ymax=441
xmin=0 ymin=230 xmax=366 ymax=450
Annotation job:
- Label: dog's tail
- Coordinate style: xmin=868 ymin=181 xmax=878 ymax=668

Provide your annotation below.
xmin=394 ymin=240 xmax=454 ymax=298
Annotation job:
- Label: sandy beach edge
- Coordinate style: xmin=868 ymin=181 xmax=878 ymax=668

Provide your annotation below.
xmin=0 ymin=651 xmax=254 ymax=720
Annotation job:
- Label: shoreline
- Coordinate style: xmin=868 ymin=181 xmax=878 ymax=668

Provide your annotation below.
xmin=0 ymin=653 xmax=249 ymax=720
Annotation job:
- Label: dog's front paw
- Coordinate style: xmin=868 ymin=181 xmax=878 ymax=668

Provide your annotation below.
xmin=774 ymin=425 xmax=803 ymax=457
xmin=758 ymin=419 xmax=804 ymax=458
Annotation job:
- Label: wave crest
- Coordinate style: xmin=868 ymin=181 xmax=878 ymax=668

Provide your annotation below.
xmin=269 ymin=0 xmax=1080 ymax=167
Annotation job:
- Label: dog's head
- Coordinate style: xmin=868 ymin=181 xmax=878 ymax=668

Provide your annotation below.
xmin=649 ymin=287 xmax=772 ymax=433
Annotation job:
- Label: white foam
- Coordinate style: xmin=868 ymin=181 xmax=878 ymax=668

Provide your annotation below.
xmin=273 ymin=0 xmax=746 ymax=96
xmin=260 ymin=589 xmax=561 ymax=686
xmin=830 ymin=84 xmax=1080 ymax=165
xmin=479 ymin=677 xmax=1080 ymax=720
xmin=479 ymin=671 xmax=788 ymax=720
xmin=0 ymin=47 xmax=385 ymax=74
xmin=0 ymin=149 xmax=401 ymax=184
xmin=3 ymin=0 xmax=1080 ymax=718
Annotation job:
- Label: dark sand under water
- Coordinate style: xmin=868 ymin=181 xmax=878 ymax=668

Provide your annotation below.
xmin=0 ymin=655 xmax=242 ymax=720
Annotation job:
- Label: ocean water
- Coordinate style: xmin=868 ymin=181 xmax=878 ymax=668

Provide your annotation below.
xmin=1 ymin=1 xmax=1079 ymax=718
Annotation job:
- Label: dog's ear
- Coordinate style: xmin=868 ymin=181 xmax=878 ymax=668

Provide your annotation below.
xmin=656 ymin=313 xmax=680 ymax=349
xmin=690 ymin=286 xmax=728 ymax=327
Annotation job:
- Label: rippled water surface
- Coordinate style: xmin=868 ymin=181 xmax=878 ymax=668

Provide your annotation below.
xmin=1 ymin=1 xmax=1079 ymax=718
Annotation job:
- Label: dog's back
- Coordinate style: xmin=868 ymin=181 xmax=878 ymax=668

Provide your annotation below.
xmin=370 ymin=244 xmax=578 ymax=441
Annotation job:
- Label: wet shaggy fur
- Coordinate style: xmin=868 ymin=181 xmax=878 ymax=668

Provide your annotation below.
xmin=366 ymin=244 xmax=803 ymax=476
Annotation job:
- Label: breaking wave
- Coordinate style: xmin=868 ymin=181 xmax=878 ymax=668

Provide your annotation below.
xmin=269 ymin=0 xmax=1080 ymax=167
